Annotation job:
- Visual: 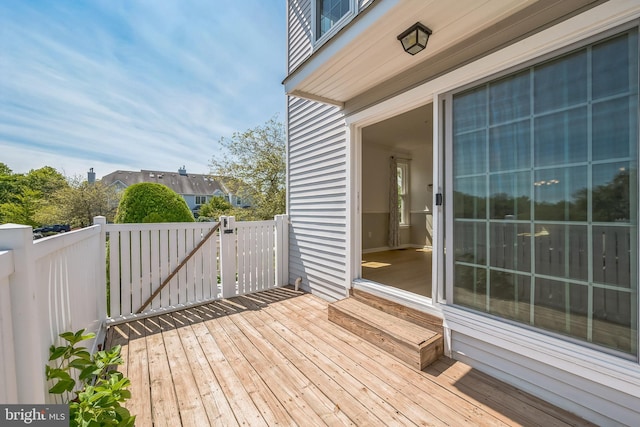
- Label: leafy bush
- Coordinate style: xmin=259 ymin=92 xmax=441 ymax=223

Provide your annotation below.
xmin=114 ymin=182 xmax=194 ymax=223
xmin=197 ymin=195 xmax=232 ymax=219
xmin=46 ymin=329 xmax=135 ymax=427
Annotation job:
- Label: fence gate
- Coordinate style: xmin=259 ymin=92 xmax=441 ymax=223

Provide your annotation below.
xmin=106 ymin=215 xmax=288 ymax=323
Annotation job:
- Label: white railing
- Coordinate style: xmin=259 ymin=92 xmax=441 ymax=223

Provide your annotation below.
xmin=0 ymin=214 xmax=289 ymax=403
xmin=106 ymin=215 xmax=289 ymax=323
xmin=0 ymin=249 xmax=17 ymax=403
xmin=0 ymin=223 xmax=105 ymax=404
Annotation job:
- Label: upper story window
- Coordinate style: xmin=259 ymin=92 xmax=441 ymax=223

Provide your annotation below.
xmin=316 ymin=0 xmax=352 ymax=41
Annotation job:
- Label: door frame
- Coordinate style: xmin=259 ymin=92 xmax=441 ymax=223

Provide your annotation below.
xmin=346 ymin=95 xmax=444 ymax=315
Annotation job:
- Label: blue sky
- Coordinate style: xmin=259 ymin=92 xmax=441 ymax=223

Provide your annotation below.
xmin=0 ymin=0 xmax=286 ymax=179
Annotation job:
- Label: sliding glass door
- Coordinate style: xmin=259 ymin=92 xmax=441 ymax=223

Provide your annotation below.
xmin=449 ymin=29 xmax=638 ymax=357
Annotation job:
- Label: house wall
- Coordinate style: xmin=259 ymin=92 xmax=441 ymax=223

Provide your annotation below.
xmin=344 ymin=2 xmax=640 ymax=425
xmin=286 ymin=0 xmax=379 ymax=299
xmin=287 ymin=96 xmax=349 ymax=301
xmin=182 ymin=194 xmax=197 ymax=211
xmin=287 ymin=0 xmax=640 ymax=424
xmin=287 ymin=0 xmax=312 ymax=73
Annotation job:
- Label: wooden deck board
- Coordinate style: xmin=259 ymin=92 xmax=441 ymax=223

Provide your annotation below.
xmin=105 ymin=288 xmax=595 ymax=427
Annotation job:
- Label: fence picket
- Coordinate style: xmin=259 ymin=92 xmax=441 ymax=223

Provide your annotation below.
xmin=109 ymin=232 xmax=121 ymax=317
xmin=150 ymin=230 xmax=161 ymax=310
xmin=159 ymin=229 xmax=170 ymax=308
xmin=140 ymin=230 xmax=152 ymax=312
xmin=105 ymin=217 xmax=284 ymax=321
xmin=130 ymin=230 xmax=142 ymax=315
xmin=177 ymin=229 xmax=188 ymax=304
xmin=120 ymin=231 xmax=132 ymax=316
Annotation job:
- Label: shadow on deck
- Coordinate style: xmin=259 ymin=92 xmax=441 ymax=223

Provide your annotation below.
xmin=105 ymin=287 xmax=592 ymax=427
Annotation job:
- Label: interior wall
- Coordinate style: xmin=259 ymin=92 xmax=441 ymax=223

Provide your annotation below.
xmin=361 ymin=143 xmax=412 ymax=250
xmin=409 ymin=142 xmax=434 ymax=247
xmin=361 ymin=103 xmax=433 ymax=252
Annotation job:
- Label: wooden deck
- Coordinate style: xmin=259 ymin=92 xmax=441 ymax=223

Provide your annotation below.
xmin=105 ymin=287 xmax=593 ymax=427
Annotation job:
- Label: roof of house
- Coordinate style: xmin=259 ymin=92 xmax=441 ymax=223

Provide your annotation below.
xmin=101 ymin=168 xmax=226 ymax=196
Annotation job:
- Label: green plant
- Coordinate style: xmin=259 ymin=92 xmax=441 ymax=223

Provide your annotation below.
xmin=46 ymin=329 xmax=135 ymax=427
xmin=114 ymin=182 xmax=194 ymax=223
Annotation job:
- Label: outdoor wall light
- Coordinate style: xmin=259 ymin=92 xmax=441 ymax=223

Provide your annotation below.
xmin=397 ymin=22 xmax=432 ymax=55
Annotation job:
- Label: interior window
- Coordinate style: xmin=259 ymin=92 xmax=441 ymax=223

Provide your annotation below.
xmin=451 ymin=30 xmax=639 ymax=357
xmin=397 ymin=161 xmax=409 ymax=225
xmin=317 ymin=0 xmax=350 ymax=39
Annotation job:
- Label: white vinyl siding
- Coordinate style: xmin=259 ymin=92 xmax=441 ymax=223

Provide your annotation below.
xmin=288 ymin=0 xmax=313 ymax=72
xmin=287 ymin=96 xmax=348 ymax=301
xmin=287 ymin=0 xmax=372 ymax=73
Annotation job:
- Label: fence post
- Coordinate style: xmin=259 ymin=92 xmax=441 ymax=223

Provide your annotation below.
xmin=219 ymin=216 xmax=236 ymax=298
xmin=93 ymin=216 xmax=107 ymax=325
xmin=0 ymin=250 xmax=17 ymax=403
xmin=0 ymin=224 xmax=47 ymax=403
xmin=274 ymin=215 xmax=289 ymax=287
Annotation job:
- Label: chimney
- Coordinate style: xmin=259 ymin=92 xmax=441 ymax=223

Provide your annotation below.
xmin=88 ymin=167 xmax=96 ymax=184
xmin=178 ymin=165 xmax=187 ymax=176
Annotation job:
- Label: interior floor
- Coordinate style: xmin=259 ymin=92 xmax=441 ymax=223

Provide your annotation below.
xmin=361 ymin=249 xmax=432 ymax=298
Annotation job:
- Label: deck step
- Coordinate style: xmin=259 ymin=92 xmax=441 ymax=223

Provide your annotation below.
xmin=350 ymin=288 xmax=443 ymax=334
xmin=328 ymin=298 xmax=443 ymax=371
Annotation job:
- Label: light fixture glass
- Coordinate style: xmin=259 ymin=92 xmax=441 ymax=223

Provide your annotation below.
xmin=397 ymin=22 xmax=432 ymax=55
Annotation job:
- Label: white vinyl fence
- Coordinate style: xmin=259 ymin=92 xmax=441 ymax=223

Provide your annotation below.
xmin=0 ymin=214 xmax=289 ymax=403
xmin=0 ymin=249 xmax=17 ymax=403
xmin=0 ymin=223 xmax=105 ymax=404
xmin=106 ymin=215 xmax=288 ymax=322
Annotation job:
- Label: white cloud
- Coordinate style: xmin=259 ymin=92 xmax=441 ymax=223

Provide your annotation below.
xmin=0 ymin=1 xmax=286 ymax=179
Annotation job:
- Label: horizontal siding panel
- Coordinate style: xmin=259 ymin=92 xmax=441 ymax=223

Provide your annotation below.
xmin=451 ymin=332 xmax=639 ymax=426
xmin=288 ymin=97 xmax=322 ymax=119
xmin=288 ymin=202 xmax=346 ymax=213
xmin=289 ymin=152 xmax=346 ymax=173
xmin=290 ymin=144 xmax=344 ymax=166
xmin=287 ymin=0 xmax=312 ymax=72
xmin=289 ymin=259 xmax=345 ymax=286
xmin=288 ymin=266 xmax=346 ymax=301
xmin=289 ymin=167 xmax=345 ymax=183
xmin=288 ymin=101 xmax=342 ymax=132
xmin=289 ymin=175 xmax=345 ymax=189
xmin=289 ymin=225 xmax=346 ymax=242
xmin=289 ymin=123 xmax=345 ymax=153
xmin=288 ymin=106 xmax=342 ymax=138
xmin=290 ymin=248 xmax=346 ymax=272
xmin=289 ymin=115 xmax=345 ymax=148
xmin=288 ymin=234 xmax=346 ymax=253
xmin=287 ymin=95 xmax=348 ymax=299
xmin=290 ymin=143 xmax=345 ymax=165
xmin=289 ymin=186 xmax=346 ymax=199
xmin=285 ymin=211 xmax=347 ymax=221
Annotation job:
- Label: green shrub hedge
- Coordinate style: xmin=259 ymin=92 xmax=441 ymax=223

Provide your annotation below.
xmin=114 ymin=183 xmax=194 ymax=223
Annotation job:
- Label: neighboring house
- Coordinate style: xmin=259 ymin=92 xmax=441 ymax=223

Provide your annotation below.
xmin=284 ymin=1 xmax=639 ymax=425
xmin=101 ymin=167 xmax=246 ymax=215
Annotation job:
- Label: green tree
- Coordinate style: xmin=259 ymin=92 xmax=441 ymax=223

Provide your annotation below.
xmin=24 ymin=166 xmax=68 ymax=196
xmin=38 ymin=177 xmax=120 ymax=227
xmin=0 ymin=163 xmax=21 ymax=210
xmin=210 ymin=116 xmax=285 ymax=220
xmin=198 ymin=195 xmax=232 ymax=220
xmin=0 ymin=188 xmax=42 ymax=226
xmin=114 ymin=183 xmax=194 ymax=223
xmin=0 ymin=165 xmax=69 ymax=225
